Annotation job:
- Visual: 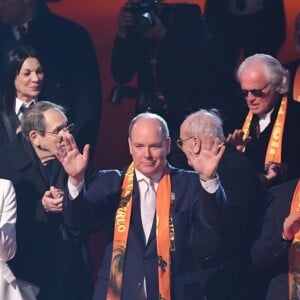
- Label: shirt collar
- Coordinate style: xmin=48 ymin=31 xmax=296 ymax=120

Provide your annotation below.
xmin=11 ymin=22 xmax=29 ymax=40
xmin=257 ymin=108 xmax=274 ymax=132
xmin=15 ymin=98 xmax=35 ymax=114
xmin=135 ymin=168 xmax=162 ymax=185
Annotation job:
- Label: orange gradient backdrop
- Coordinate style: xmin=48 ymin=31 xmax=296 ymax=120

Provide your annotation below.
xmin=48 ymin=0 xmax=300 ymax=170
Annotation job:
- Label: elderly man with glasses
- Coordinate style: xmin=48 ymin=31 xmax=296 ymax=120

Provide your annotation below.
xmin=227 ymin=53 xmax=300 ymax=189
xmin=0 ymin=101 xmax=94 ymax=300
xmin=178 ymin=108 xmax=264 ymax=300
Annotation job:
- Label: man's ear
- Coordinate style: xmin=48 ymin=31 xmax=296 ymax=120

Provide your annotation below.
xmin=29 ymin=130 xmax=40 ymax=147
xmin=128 ymin=137 xmax=133 ymax=155
xmin=193 ymin=136 xmax=201 ymax=154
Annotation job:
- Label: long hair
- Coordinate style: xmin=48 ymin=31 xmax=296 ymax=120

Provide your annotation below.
xmin=0 ymin=45 xmax=42 ymax=115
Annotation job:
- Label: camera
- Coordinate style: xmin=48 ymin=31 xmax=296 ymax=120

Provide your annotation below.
xmin=126 ymin=0 xmax=160 ymax=33
xmin=110 ymin=85 xmax=168 ymax=117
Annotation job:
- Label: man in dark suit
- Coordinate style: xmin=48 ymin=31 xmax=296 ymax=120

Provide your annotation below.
xmin=56 ymin=112 xmax=226 ymax=300
xmin=205 ymin=0 xmax=285 ymax=78
xmin=0 ymin=0 xmax=102 ymax=155
xmin=251 ymin=178 xmax=300 ymax=300
xmin=227 ymin=54 xmax=300 ymax=189
xmin=111 ymin=0 xmax=220 ymax=168
xmin=179 ymin=109 xmax=264 ymax=300
xmin=0 ymin=101 xmax=93 ymax=300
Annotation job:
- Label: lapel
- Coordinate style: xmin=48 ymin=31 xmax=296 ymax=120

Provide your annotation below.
xmin=1 ymin=112 xmax=19 ymax=142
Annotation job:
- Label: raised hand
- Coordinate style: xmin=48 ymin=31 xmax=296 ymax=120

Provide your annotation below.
xmin=185 ymin=133 xmax=225 ymax=180
xmin=226 ymin=129 xmax=252 ymax=152
xmin=55 ymin=132 xmax=89 ymax=186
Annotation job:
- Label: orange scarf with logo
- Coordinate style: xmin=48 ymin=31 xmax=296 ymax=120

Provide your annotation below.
xmin=106 ymin=163 xmax=172 ymax=300
xmin=241 ymin=96 xmax=288 ymax=165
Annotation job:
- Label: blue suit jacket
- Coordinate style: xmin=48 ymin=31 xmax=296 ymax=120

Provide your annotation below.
xmin=78 ymin=164 xmax=225 ymax=300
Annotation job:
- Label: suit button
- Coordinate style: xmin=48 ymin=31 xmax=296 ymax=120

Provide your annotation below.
xmin=137 ymin=282 xmax=142 ymax=288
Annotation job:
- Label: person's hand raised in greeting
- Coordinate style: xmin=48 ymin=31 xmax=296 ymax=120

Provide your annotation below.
xmin=184 ymin=133 xmax=225 ymax=181
xmin=55 ymin=132 xmax=89 ymax=186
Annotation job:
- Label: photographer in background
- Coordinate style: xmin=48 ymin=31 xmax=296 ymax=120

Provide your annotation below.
xmin=111 ymin=0 xmax=218 ymax=168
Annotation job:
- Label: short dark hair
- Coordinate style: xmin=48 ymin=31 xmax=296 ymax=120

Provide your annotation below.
xmin=0 ymin=45 xmax=42 ymax=115
xmin=20 ymin=101 xmax=66 ymax=140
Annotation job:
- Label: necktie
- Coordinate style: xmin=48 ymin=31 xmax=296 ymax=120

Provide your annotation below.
xmin=17 ymin=102 xmax=33 ymax=120
xmin=17 ymin=26 xmax=27 ymax=43
xmin=253 ymin=116 xmax=260 ymax=138
xmin=141 ymin=178 xmax=156 ymax=242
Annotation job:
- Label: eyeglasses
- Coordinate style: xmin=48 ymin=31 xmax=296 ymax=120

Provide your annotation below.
xmin=176 ymin=136 xmax=194 ymax=149
xmin=41 ymin=123 xmax=74 ymax=137
xmin=241 ymin=82 xmax=270 ymax=98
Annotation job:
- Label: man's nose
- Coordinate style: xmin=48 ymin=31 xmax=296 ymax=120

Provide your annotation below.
xmin=144 ymin=147 xmax=151 ymax=157
xmin=246 ymin=92 xmax=256 ymax=101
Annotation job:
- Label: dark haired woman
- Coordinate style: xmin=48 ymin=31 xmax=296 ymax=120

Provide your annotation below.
xmin=0 ymin=45 xmax=44 ymax=146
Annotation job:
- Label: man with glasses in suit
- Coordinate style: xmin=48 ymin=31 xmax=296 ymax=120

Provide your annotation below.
xmin=0 ymin=101 xmax=94 ymax=300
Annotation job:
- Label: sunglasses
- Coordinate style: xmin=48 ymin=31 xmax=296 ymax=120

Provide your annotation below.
xmin=241 ymin=82 xmax=270 ymax=98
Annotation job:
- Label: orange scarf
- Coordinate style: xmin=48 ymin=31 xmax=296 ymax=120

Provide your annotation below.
xmin=241 ymin=96 xmax=288 ymax=165
xmin=293 ymin=65 xmax=300 ymax=102
xmin=106 ymin=163 xmax=172 ymax=300
xmin=288 ymin=180 xmax=300 ymax=299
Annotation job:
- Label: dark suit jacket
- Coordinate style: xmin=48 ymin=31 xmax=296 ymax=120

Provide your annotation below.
xmin=111 ymin=3 xmax=219 ymax=129
xmin=0 ymin=0 xmax=102 ymax=154
xmin=244 ymin=99 xmax=300 ymax=184
xmin=0 ymin=133 xmax=93 ymax=300
xmin=193 ymin=144 xmax=264 ymax=300
xmin=0 ymin=110 xmax=19 ymax=146
xmin=71 ymin=165 xmax=225 ymax=300
xmin=204 ymin=0 xmax=285 ymax=57
xmin=251 ymin=178 xmax=299 ymax=300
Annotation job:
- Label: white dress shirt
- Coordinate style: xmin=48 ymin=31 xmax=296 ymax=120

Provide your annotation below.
xmin=15 ymin=98 xmax=35 ymax=120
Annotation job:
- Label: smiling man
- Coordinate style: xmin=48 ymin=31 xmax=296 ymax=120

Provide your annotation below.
xmin=227 ymin=54 xmax=300 ymax=188
xmin=0 ymin=101 xmax=93 ymax=300
xmin=56 ymin=112 xmax=226 ymax=300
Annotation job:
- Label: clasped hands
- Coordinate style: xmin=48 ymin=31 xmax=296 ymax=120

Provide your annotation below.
xmin=41 ymin=186 xmax=64 ymax=213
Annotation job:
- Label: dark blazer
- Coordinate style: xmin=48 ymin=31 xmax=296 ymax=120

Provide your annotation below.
xmin=244 ymin=99 xmax=300 ymax=184
xmin=205 ymin=0 xmax=285 ymax=58
xmin=0 ymin=110 xmax=19 ymax=146
xmin=0 ymin=133 xmax=93 ymax=300
xmin=251 ymin=178 xmax=299 ymax=300
xmin=72 ymin=165 xmax=225 ymax=300
xmin=193 ymin=144 xmax=264 ymax=300
xmin=0 ymin=0 xmax=102 ymax=154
